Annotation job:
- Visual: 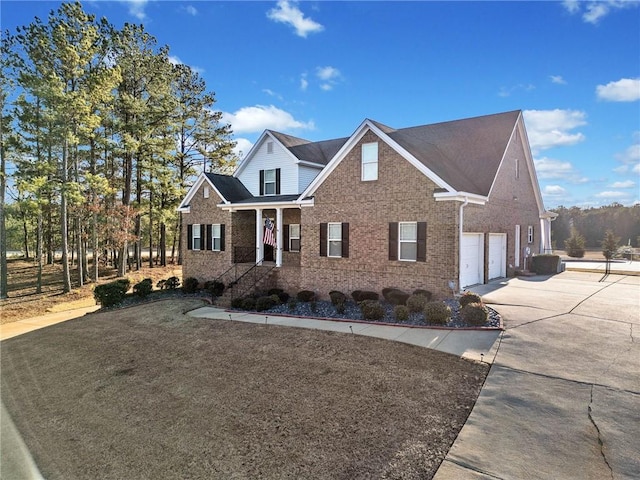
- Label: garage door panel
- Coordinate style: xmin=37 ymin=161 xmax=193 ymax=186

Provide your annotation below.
xmin=488 ymin=233 xmax=507 ymax=280
xmin=461 ymin=233 xmax=483 ymax=288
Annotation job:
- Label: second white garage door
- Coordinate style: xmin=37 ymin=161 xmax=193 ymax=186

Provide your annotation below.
xmin=488 ymin=233 xmax=507 ymax=280
xmin=460 ymin=233 xmax=484 ymax=288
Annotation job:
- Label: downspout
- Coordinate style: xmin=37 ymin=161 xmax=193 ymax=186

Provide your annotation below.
xmin=458 ymin=196 xmax=469 ymax=293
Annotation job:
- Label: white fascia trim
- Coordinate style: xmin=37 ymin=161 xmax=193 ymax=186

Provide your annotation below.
xmin=233 ymin=130 xmax=304 ymax=178
xmin=540 ymin=210 xmax=559 ymax=220
xmin=301 ymin=119 xmax=456 ymax=198
xmin=177 ymin=206 xmax=190 ymax=213
xmin=296 ymin=159 xmax=325 ymax=168
xmin=517 ymin=112 xmax=547 ymax=215
xmin=434 ymin=191 xmax=487 ymax=205
xmin=177 ymin=173 xmax=231 ymax=211
xmin=220 ymin=200 xmax=303 ymax=212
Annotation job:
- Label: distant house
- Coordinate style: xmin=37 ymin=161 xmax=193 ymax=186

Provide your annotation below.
xmin=178 ymin=110 xmax=556 ymax=299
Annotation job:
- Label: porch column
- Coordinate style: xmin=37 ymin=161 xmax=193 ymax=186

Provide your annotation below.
xmin=256 ymin=208 xmax=263 ymax=264
xmin=275 ymin=207 xmax=283 ymax=267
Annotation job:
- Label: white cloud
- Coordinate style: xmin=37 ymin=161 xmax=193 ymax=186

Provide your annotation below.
xmin=498 ymin=83 xmax=535 ymax=97
xmin=267 ymin=0 xmax=324 ymax=38
xmin=596 ymin=78 xmax=640 ymax=102
xmin=122 ymin=0 xmax=148 ymax=20
xmin=300 ymin=74 xmax=308 ymax=91
xmin=523 ymin=109 xmax=587 ymax=152
xmin=614 ymin=137 xmax=640 ymax=174
xmin=222 ymin=105 xmax=315 ymax=134
xmin=610 ymin=180 xmax=636 ymax=188
xmin=595 ymin=190 xmax=633 ymax=199
xmin=550 ymin=75 xmax=567 ymax=85
xmin=233 ymin=138 xmax=254 ymax=159
xmin=184 ymin=5 xmax=198 ymax=16
xmin=543 ymin=185 xmax=567 ymax=196
xmin=316 ymin=66 xmax=342 ymax=91
xmin=535 ymin=157 xmax=573 ymax=179
xmin=168 ymin=55 xmax=204 ymax=74
xmin=563 ymin=0 xmax=638 ymax=24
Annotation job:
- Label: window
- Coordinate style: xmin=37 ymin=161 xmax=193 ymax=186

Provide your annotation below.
xmin=267 ymin=141 xmax=273 ymax=154
xmin=399 ymin=222 xmax=417 ymax=261
xmin=203 ymin=186 xmax=209 ymax=198
xmin=212 ymin=224 xmax=222 ymax=251
xmin=361 ymin=142 xmax=378 ymax=181
xmin=320 ymin=223 xmax=349 ymax=258
xmin=192 ymin=224 xmax=201 ymax=250
xmin=527 ymin=225 xmax=534 ymax=244
xmin=328 ymin=223 xmax=342 ymax=257
xmin=289 ymin=224 xmax=300 ymax=252
xmin=260 ymin=168 xmax=280 ymax=195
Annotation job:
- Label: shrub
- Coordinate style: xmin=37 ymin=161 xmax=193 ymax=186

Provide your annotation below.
xmin=94 ymin=279 xmax=131 ymax=308
xmin=394 ymin=305 xmax=410 ymax=322
xmin=165 ymin=276 xmax=181 ymax=290
xmin=268 ymin=288 xmax=290 ymax=303
xmin=406 ymin=294 xmax=428 ymax=313
xmin=565 ymin=228 xmax=586 ymax=258
xmin=310 ymin=300 xmax=318 ymax=313
xmin=288 ymin=298 xmax=298 ymax=311
xmin=351 ymin=290 xmax=379 ymax=302
xmin=336 ymin=303 xmax=346 ymax=314
xmin=241 ymin=297 xmax=256 ymax=311
xmin=459 ymin=291 xmax=482 ymax=308
xmin=256 ymin=295 xmax=277 ymax=312
xmin=133 ymin=278 xmax=153 ymax=298
xmin=297 ymin=290 xmax=316 ymax=302
xmin=461 ymin=302 xmax=489 ymax=326
xmin=413 ymin=289 xmax=433 ymax=301
xmin=386 ymin=289 xmax=410 ymax=306
xmin=329 ymin=290 xmax=347 ymax=306
xmin=531 ymin=255 xmax=560 ymax=274
xmin=382 ymin=287 xmax=398 ymax=301
xmin=231 ymin=297 xmax=244 ymax=309
xmin=182 ymin=277 xmax=200 ymax=294
xmin=360 ymin=300 xmax=385 ymax=320
xmin=156 ymin=279 xmax=166 ymax=290
xmin=424 ymin=301 xmax=451 ymax=325
xmin=204 ymin=280 xmax=225 ymax=297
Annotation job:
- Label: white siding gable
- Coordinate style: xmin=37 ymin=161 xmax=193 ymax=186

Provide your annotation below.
xmin=299 ymin=165 xmax=322 ymax=193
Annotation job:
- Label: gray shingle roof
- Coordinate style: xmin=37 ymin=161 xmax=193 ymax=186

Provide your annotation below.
xmin=204 ymin=172 xmax=253 ymax=202
xmin=269 ymin=130 xmax=349 ymax=166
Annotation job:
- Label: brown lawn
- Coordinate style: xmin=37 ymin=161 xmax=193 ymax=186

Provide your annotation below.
xmin=1 ymin=299 xmax=489 ymax=480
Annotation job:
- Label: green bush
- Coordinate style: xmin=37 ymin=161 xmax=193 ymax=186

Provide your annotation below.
xmin=406 ymin=294 xmax=428 ymax=313
xmin=412 ymin=289 xmax=433 ymax=301
xmin=256 ymin=295 xmax=277 ymax=312
xmin=165 ymin=276 xmax=181 ymax=290
xmin=565 ymin=228 xmax=586 ymax=258
xmin=381 ymin=287 xmax=396 ymax=300
xmin=360 ymin=300 xmax=385 ymax=320
xmin=296 ymin=290 xmax=316 ymax=302
xmin=230 ymin=297 xmax=244 ymax=309
xmin=133 ymin=278 xmax=153 ymax=298
xmin=424 ymin=301 xmax=451 ymax=325
xmin=351 ymin=290 xmax=379 ymax=302
xmin=386 ymin=289 xmax=410 ymax=305
xmin=461 ymin=302 xmax=489 ymax=326
xmin=531 ymin=255 xmax=560 ymax=274
xmin=329 ymin=290 xmax=347 ymax=306
xmin=241 ymin=297 xmax=256 ymax=311
xmin=287 ymin=298 xmax=298 ymax=311
xmin=204 ymin=280 xmax=225 ymax=297
xmin=394 ymin=305 xmax=410 ymax=322
xmin=459 ymin=291 xmax=482 ymax=308
xmin=156 ymin=279 xmax=166 ymax=290
xmin=268 ymin=288 xmax=289 ymax=303
xmin=94 ymin=279 xmax=131 ymax=308
xmin=182 ymin=277 xmax=200 ymax=294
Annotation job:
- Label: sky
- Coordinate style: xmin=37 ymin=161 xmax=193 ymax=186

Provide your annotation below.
xmin=2 ymin=0 xmax=640 ymax=209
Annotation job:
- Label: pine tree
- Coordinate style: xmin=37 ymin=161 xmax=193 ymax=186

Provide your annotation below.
xmin=601 ymin=230 xmax=619 ymax=260
xmin=564 ymin=227 xmax=586 ymax=258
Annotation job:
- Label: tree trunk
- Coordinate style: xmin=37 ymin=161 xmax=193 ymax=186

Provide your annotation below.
xmin=160 ymin=222 xmax=166 ymax=267
xmin=148 ymin=189 xmax=153 ymax=268
xmin=60 ymin=139 xmax=72 ymax=292
xmin=0 ymin=127 xmax=7 ymax=299
xmin=21 ymin=213 xmax=30 ymax=260
xmin=76 ymin=217 xmax=84 ymax=286
xmin=93 ymin=211 xmax=99 ymax=282
xmin=36 ymin=210 xmax=43 ymax=294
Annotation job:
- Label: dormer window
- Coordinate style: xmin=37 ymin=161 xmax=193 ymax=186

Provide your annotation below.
xmin=362 ymin=142 xmax=378 ymax=181
xmin=260 ymin=168 xmax=281 ymax=195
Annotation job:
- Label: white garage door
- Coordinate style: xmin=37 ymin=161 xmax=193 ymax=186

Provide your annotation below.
xmin=460 ymin=233 xmax=484 ymax=288
xmin=488 ymin=233 xmax=507 ymax=280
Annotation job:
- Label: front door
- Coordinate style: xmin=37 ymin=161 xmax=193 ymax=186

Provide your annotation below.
xmin=264 ymin=244 xmax=274 ymax=262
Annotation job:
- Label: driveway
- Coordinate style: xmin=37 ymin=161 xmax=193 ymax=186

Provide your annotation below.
xmin=434 ymin=271 xmax=640 ymax=479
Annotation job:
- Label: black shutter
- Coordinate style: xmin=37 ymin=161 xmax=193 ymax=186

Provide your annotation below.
xmin=276 ymin=168 xmax=281 ymax=194
xmin=389 ymin=222 xmax=398 ymax=260
xmin=283 ymin=224 xmax=290 ymax=252
xmin=205 ymin=224 xmax=212 ymax=251
xmin=220 ymin=224 xmax=225 ymax=251
xmin=259 ymin=170 xmax=264 ymax=195
xmin=201 ymin=224 xmax=207 ymax=250
xmin=319 ymin=223 xmax=327 ymax=257
xmin=342 ymin=223 xmax=349 ymax=258
xmin=417 ymin=222 xmax=427 ymax=262
xmin=187 ymin=224 xmax=193 ymax=250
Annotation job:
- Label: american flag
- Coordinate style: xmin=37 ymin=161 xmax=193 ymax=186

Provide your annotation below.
xmin=264 ymin=218 xmax=276 ymax=247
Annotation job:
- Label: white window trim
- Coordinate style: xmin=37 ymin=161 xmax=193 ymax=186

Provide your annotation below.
xmin=399 ymin=221 xmax=418 ymax=262
xmin=192 ymin=224 xmax=201 ymax=250
xmin=361 ymin=142 xmax=378 ymax=181
xmin=289 ymin=224 xmax=300 ymax=253
xmin=527 ymin=225 xmax=534 ymax=244
xmin=515 ymin=225 xmax=521 ymax=268
xmin=264 ymin=168 xmax=276 ymax=195
xmin=328 ymin=222 xmax=342 ymax=258
xmin=212 ymin=224 xmax=222 ymax=251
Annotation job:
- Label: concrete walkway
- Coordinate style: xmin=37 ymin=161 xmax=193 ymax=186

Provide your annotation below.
xmin=187 ymin=307 xmax=503 ymax=364
xmin=0 ymin=305 xmax=100 ymax=341
xmin=434 ymin=271 xmax=640 ymax=479
xmin=562 ymin=258 xmax=640 ymax=276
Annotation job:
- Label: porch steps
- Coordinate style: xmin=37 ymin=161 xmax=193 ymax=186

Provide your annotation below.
xmin=215 ymin=265 xmax=277 ymax=308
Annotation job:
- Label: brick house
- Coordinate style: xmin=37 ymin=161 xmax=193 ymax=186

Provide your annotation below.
xmin=178 ymin=110 xmax=556 ymax=299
